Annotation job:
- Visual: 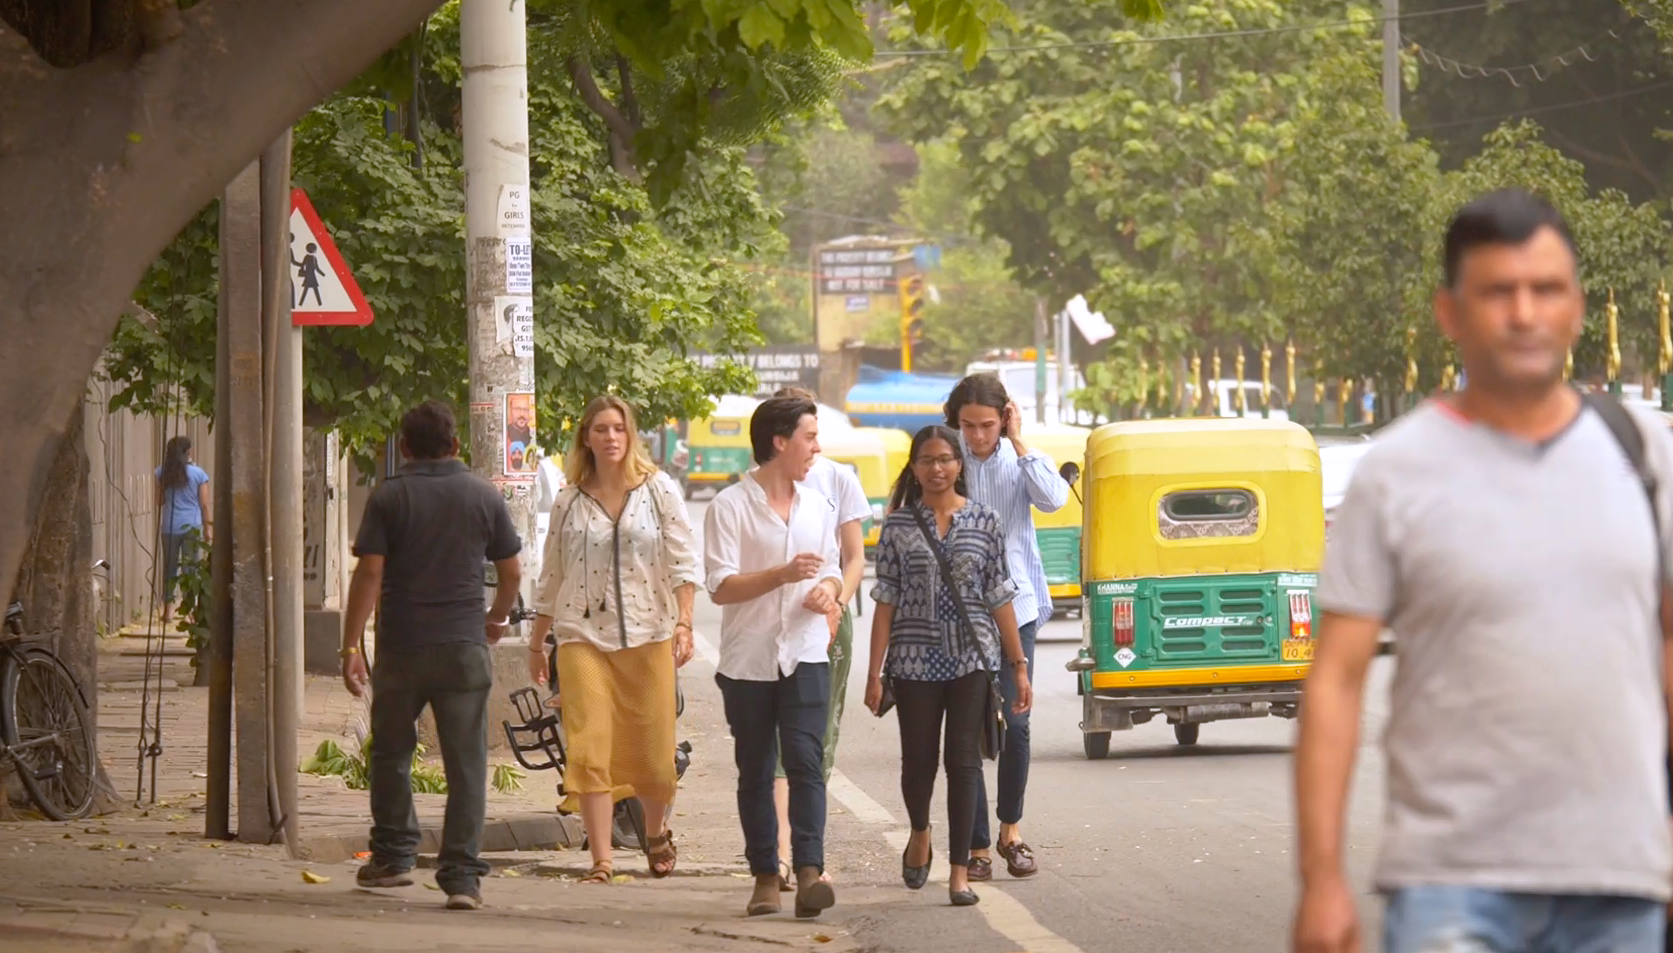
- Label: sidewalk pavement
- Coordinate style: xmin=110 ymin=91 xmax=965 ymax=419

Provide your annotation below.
xmin=0 ymin=628 xmax=865 ymax=952
xmin=0 ymin=818 xmax=860 ymax=952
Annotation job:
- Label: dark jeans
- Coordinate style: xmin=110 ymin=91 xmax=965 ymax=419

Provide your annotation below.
xmin=716 ymin=662 xmax=829 ymax=876
xmin=368 ymin=641 xmax=492 ymax=895
xmin=972 ymin=619 xmax=1037 ymax=850
xmin=896 ymin=672 xmax=987 ymax=867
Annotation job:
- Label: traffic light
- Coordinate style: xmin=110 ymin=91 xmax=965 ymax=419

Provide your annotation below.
xmin=898 ymin=274 xmax=926 ymax=372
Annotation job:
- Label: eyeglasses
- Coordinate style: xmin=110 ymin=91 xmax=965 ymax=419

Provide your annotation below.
xmin=913 ymin=455 xmax=960 ymax=469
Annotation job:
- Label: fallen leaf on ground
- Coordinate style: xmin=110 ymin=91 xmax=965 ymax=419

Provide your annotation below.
xmin=301 ymin=871 xmax=331 ymax=884
xmin=423 ymin=883 xmax=439 ymax=891
xmin=501 ymin=869 xmax=522 ymax=878
xmin=166 ymin=904 xmax=187 ymax=910
xmin=611 ymin=874 xmax=632 ymax=884
xmin=813 ymin=934 xmax=832 ymax=943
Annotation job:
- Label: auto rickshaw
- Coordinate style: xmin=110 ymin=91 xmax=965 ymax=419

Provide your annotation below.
xmin=854 ymin=426 xmax=910 ymax=551
xmin=1066 ymin=417 xmax=1324 ymax=759
xmin=683 ymin=395 xmax=760 ymax=499
xmin=818 ymin=427 xmax=890 ymax=552
xmin=1027 ymin=423 xmax=1091 ymax=618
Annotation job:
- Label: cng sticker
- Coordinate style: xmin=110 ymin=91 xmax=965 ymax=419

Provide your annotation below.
xmin=1161 ymin=615 xmax=1258 ymax=629
xmin=1114 ymin=647 xmax=1137 ymax=668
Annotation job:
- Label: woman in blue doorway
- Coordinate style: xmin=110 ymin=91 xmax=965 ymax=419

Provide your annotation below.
xmin=155 ymin=435 xmax=210 ymax=623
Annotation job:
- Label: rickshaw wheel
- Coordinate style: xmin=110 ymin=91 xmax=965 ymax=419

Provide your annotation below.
xmin=1083 ymin=731 xmax=1111 ymax=760
xmin=1173 ymin=723 xmax=1200 ymax=746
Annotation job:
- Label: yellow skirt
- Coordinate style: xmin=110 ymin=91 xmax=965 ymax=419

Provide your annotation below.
xmin=555 ymin=639 xmax=677 ymax=810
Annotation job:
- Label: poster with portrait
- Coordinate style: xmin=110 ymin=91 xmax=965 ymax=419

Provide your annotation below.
xmin=504 ymin=392 xmax=537 ymax=477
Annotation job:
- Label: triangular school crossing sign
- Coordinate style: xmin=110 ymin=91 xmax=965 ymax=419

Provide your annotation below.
xmin=288 ymin=187 xmax=374 ymax=327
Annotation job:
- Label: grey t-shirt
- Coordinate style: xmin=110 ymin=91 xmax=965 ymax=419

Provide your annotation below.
xmin=1319 ymin=400 xmax=1673 ymax=900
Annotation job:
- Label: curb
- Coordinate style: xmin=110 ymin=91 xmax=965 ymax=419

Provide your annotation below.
xmin=294 ymin=812 xmax=583 ymax=864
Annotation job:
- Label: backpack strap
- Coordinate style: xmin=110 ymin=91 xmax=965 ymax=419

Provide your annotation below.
xmin=1581 ymin=391 xmax=1660 ymax=549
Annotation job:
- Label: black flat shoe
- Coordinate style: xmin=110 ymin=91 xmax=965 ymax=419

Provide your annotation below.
xmin=950 ymin=887 xmax=979 ymax=906
xmin=902 ymin=837 xmax=932 ymax=890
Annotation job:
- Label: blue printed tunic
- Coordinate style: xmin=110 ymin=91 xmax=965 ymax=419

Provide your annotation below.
xmin=870 ymin=501 xmax=1018 ymax=681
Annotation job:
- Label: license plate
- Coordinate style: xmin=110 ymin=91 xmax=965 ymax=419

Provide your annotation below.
xmin=1281 ymin=639 xmax=1315 ymax=662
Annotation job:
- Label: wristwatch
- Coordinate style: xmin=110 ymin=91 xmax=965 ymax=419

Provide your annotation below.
xmin=338 ymin=646 xmax=359 ymax=659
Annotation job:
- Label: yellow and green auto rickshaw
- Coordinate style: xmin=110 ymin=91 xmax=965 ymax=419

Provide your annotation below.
xmin=1066 ymin=417 xmax=1324 ymax=759
xmin=683 ymin=395 xmax=760 ymax=499
xmin=1027 ymin=423 xmax=1091 ymax=619
xmin=853 ymin=426 xmax=911 ymax=551
xmin=819 ymin=427 xmax=891 ymax=549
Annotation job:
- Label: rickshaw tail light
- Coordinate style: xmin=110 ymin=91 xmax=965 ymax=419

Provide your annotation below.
xmin=1288 ymin=591 xmax=1313 ymax=640
xmin=1111 ymin=597 xmax=1136 ymax=647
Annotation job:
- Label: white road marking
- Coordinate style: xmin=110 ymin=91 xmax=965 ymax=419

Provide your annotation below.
xmin=826 ymin=770 xmax=897 ymax=827
xmin=691 ymin=629 xmax=719 ymax=667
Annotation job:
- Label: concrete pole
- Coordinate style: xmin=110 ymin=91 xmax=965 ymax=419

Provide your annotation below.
xmin=462 ymin=0 xmax=536 ymax=610
xmin=1383 ymin=0 xmax=1401 ymax=122
xmin=210 ymin=158 xmax=273 ymax=844
xmin=205 ymin=166 xmax=260 ymax=841
xmin=260 ymin=131 xmax=302 ymax=852
xmin=1057 ymin=308 xmax=1071 ymax=423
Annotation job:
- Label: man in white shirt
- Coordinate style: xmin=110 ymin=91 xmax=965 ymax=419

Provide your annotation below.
xmin=705 ymin=395 xmax=843 ymax=920
xmin=768 ymin=387 xmax=871 ymax=889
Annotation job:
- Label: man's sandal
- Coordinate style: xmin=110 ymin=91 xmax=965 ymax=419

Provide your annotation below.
xmin=580 ymin=860 xmax=613 ymax=884
xmin=646 ymin=832 xmax=677 ymax=879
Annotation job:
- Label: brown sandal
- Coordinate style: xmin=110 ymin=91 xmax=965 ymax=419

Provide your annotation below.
xmin=579 ymin=860 xmax=613 ymax=884
xmin=646 ymin=832 xmax=677 ymax=879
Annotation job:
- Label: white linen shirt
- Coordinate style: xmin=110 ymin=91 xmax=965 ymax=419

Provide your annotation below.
xmin=531 ymin=471 xmax=701 ymax=652
xmin=704 ymin=472 xmax=842 ymax=681
xmin=799 ymin=456 xmax=873 ymax=530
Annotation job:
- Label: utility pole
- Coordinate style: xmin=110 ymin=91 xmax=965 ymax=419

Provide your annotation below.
xmin=1056 ymin=308 xmax=1071 ymax=424
xmin=206 ymin=164 xmax=259 ymax=841
xmin=1033 ymin=297 xmax=1048 ymax=425
xmin=1383 ymin=0 xmax=1401 ymax=121
xmin=462 ymin=0 xmax=536 ymax=599
xmin=260 ymin=131 xmax=302 ymax=852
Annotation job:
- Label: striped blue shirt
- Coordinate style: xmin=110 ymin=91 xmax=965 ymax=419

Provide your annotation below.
xmin=959 ymin=435 xmax=1069 ymax=626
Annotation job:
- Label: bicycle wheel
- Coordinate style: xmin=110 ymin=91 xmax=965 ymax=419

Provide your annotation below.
xmin=1 ymin=648 xmax=96 ymax=820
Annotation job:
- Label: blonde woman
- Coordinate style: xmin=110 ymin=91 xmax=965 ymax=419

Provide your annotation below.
xmin=526 ymin=396 xmax=700 ymax=883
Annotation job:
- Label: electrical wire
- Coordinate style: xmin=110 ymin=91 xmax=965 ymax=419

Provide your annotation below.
xmin=1409 ymin=28 xmax=1622 ymax=86
xmin=1411 ymin=77 xmax=1673 ymax=131
xmin=872 ymin=0 xmax=1535 ymax=59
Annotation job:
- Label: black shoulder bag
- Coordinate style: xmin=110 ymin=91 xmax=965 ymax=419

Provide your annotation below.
xmin=909 ymin=507 xmax=1008 ymax=761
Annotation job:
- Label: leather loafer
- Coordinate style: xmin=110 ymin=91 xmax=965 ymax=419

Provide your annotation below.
xmin=967 ymin=856 xmax=993 ymax=882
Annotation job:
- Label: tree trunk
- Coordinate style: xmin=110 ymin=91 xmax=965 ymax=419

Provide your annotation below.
xmin=9 ymin=401 xmax=123 ymax=814
xmin=0 ymin=0 xmax=445 ymax=670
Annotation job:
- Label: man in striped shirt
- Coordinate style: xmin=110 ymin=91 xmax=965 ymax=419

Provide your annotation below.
xmin=945 ymin=373 xmax=1069 ymax=881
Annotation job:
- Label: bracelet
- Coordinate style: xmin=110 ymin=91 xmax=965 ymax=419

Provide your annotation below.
xmin=674 ymin=622 xmax=692 ymax=633
xmin=1009 ymin=658 xmax=1027 ymax=667
xmin=338 ymin=646 xmax=359 ymax=659
xmin=528 ymin=643 xmax=547 ymax=655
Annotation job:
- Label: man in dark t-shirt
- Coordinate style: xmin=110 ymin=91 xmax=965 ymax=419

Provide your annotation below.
xmin=340 ymin=400 xmax=523 ymax=911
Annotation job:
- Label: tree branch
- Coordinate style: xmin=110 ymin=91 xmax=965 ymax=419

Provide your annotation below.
xmin=615 ymin=53 xmax=641 ymax=128
xmin=567 ymin=55 xmax=640 ymax=177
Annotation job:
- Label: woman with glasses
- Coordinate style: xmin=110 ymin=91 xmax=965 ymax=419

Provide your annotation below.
xmin=863 ymin=424 xmax=1033 ymax=907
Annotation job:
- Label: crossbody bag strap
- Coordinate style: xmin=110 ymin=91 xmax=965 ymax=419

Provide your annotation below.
xmin=908 ymin=506 xmax=983 ymax=659
xmin=1582 ymin=391 xmax=1662 ymax=578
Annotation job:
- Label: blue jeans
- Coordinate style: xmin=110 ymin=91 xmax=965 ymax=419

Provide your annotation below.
xmin=971 ymin=619 xmax=1037 ymax=850
xmin=716 ymin=662 xmax=830 ymax=876
xmin=1384 ymin=886 xmax=1665 ymax=953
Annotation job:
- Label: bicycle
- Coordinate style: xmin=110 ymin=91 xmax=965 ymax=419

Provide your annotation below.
xmin=1 ymin=600 xmax=97 ymax=820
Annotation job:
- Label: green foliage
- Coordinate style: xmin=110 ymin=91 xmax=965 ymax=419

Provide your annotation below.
xmin=301 ymin=736 xmax=526 ymax=795
xmin=170 ymin=528 xmax=212 ymax=670
xmin=878 ymin=0 xmax=1673 ymax=398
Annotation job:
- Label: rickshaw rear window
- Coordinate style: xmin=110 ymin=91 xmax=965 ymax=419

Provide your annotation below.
xmin=1162 ymin=490 xmax=1254 ymax=520
xmin=1158 ymin=489 xmax=1259 ymax=540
